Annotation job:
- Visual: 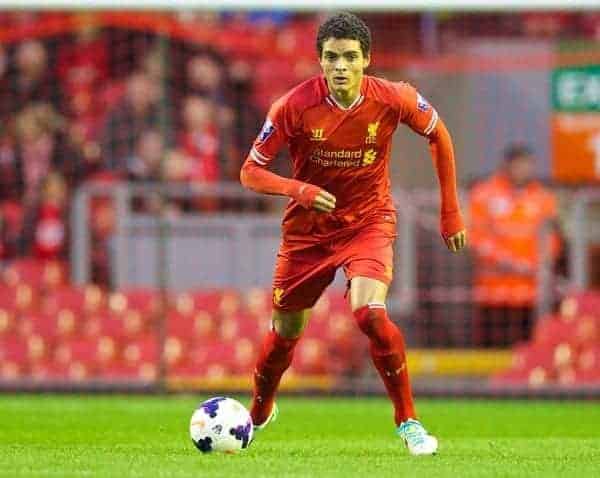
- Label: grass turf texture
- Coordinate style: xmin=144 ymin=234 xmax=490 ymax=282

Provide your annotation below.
xmin=1 ymin=395 xmax=599 ymax=478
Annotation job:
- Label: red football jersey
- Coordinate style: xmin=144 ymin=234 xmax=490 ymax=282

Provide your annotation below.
xmin=249 ymin=75 xmax=438 ymax=241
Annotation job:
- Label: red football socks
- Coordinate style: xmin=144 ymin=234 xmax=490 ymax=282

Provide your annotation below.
xmin=250 ymin=329 xmax=299 ymax=426
xmin=354 ymin=304 xmax=416 ymax=425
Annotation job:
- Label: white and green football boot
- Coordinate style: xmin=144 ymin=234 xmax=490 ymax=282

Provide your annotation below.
xmin=253 ymin=402 xmax=279 ymax=433
xmin=397 ymin=419 xmax=438 ymax=456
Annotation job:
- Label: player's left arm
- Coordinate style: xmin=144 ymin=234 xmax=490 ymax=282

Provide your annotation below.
xmin=427 ymin=118 xmax=466 ymax=252
xmin=395 ymin=83 xmax=466 ymax=252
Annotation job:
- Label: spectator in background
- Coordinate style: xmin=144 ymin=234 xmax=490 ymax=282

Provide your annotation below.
xmin=32 ymin=172 xmax=68 ymax=260
xmin=57 ymin=17 xmax=109 ymax=122
xmin=126 ymin=129 xmax=181 ymax=215
xmin=13 ymin=103 xmax=68 ymax=205
xmin=186 ymin=53 xmax=224 ymax=102
xmin=141 ymin=43 xmax=168 ymax=88
xmin=0 ymin=44 xmax=7 ymax=81
xmin=101 ymin=72 xmax=165 ymax=172
xmin=127 ymin=129 xmax=166 ymax=183
xmin=0 ymin=201 xmax=23 ymax=260
xmin=185 ymin=53 xmax=235 ymax=179
xmin=176 ymin=96 xmax=220 ymax=184
xmin=11 ymin=103 xmax=82 ymax=253
xmin=169 ymin=96 xmax=221 ymax=211
xmin=0 ymin=40 xmax=59 ymax=121
xmin=469 ymin=144 xmax=561 ymax=347
xmin=57 ymin=16 xmax=109 ymax=177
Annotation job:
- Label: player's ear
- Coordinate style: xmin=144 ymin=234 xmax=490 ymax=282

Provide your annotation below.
xmin=363 ymin=53 xmax=371 ymax=69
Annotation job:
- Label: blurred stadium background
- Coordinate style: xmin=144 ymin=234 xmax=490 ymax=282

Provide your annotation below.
xmin=1 ymin=2 xmax=600 ymax=398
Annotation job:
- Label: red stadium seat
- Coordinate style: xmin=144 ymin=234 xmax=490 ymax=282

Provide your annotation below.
xmin=172 ymin=289 xmax=222 ymax=317
xmin=0 ymin=283 xmax=37 ymax=315
xmin=0 ymin=360 xmax=23 ymax=379
xmin=43 ymin=285 xmax=106 ymax=317
xmin=218 ymin=312 xmax=262 ymax=344
xmin=572 ymin=315 xmax=600 ymax=347
xmin=164 ymin=336 xmax=188 ymax=368
xmin=170 ymin=309 xmax=218 ymax=343
xmin=104 ymin=309 xmax=150 ymax=339
xmin=173 ymin=342 xmax=236 ymax=378
xmin=243 ymin=287 xmax=272 ymax=320
xmin=121 ymin=334 xmax=159 ymax=367
xmin=531 ymin=314 xmax=578 ymax=347
xmin=53 ymin=337 xmax=103 ymax=374
xmin=3 ymin=259 xmax=67 ymax=290
xmin=230 ymin=338 xmax=256 ymax=374
xmin=20 ymin=311 xmax=79 ymax=341
xmin=0 ymin=334 xmax=28 ymax=368
xmin=166 ymin=311 xmax=192 ymax=338
xmin=575 ymin=346 xmax=600 ymax=384
xmin=235 ymin=312 xmax=263 ymax=343
xmin=0 ymin=308 xmax=16 ymax=337
xmin=1 ymin=333 xmax=52 ymax=379
xmin=26 ymin=334 xmax=52 ymax=367
xmin=511 ymin=343 xmax=555 ymax=374
xmin=99 ymin=362 xmax=157 ymax=381
xmin=90 ymin=312 xmax=126 ymax=341
xmin=560 ymin=292 xmax=600 ymax=319
xmin=31 ymin=361 xmax=93 ymax=382
xmin=218 ymin=290 xmax=242 ymax=319
xmin=109 ymin=288 xmax=162 ymax=321
xmin=292 ymin=338 xmax=328 ymax=374
xmin=493 ymin=342 xmax=577 ymax=387
xmin=96 ymin=336 xmax=119 ymax=366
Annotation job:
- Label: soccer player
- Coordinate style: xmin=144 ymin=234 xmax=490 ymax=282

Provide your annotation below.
xmin=240 ymin=12 xmax=466 ymax=456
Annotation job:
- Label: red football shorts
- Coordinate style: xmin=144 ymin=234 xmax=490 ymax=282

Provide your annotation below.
xmin=271 ymin=221 xmax=396 ymax=311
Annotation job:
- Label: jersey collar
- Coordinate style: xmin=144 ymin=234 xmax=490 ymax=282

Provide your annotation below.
xmin=321 ymin=75 xmax=366 ymax=112
xmin=325 ymin=93 xmax=364 ymax=111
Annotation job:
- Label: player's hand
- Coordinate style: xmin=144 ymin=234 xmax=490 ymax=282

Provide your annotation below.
xmin=294 ymin=182 xmax=336 ymax=213
xmin=312 ymin=189 xmax=336 ymax=213
xmin=445 ymin=229 xmax=467 ymax=252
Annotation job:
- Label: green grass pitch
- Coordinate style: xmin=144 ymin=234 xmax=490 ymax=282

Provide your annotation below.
xmin=1 ymin=394 xmax=599 ymax=478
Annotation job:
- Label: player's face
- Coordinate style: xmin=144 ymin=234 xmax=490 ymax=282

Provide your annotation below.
xmin=319 ymin=38 xmax=370 ymax=104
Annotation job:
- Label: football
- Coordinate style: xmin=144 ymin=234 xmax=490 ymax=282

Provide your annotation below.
xmin=189 ymin=397 xmax=253 ymax=453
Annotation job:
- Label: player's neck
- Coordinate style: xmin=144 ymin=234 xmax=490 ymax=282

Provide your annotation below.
xmin=327 ymin=77 xmax=363 ymax=109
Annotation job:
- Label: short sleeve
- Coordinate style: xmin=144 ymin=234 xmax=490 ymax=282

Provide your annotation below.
xmin=394 ymin=82 xmax=439 ymax=137
xmin=249 ymin=97 xmax=294 ymax=166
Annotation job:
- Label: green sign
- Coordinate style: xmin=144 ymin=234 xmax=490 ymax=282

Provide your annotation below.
xmin=552 ymin=65 xmax=600 ymax=112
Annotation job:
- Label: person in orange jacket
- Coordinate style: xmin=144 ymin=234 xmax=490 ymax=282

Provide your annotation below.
xmin=469 ymin=144 xmax=560 ymax=347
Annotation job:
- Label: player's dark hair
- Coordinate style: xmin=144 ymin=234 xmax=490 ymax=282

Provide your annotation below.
xmin=503 ymin=143 xmax=534 ymax=162
xmin=316 ymin=12 xmax=371 ymax=58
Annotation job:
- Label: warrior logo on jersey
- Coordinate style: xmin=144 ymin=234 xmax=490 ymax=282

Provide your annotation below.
xmin=365 ymin=122 xmax=379 ymax=144
xmin=311 ymin=128 xmax=325 ymax=141
xmin=258 ymin=119 xmax=276 ymax=142
xmin=416 ymin=93 xmax=431 ymax=112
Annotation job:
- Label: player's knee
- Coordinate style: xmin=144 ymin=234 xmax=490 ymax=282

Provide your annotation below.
xmin=349 ymin=277 xmax=388 ymax=312
xmin=353 ymin=305 xmax=387 ymax=337
xmin=272 ymin=309 xmax=310 ymax=339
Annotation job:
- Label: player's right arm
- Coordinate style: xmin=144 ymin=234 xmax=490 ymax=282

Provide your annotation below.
xmin=239 ymin=99 xmax=336 ymax=213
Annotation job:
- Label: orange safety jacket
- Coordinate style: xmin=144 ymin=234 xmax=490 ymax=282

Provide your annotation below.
xmin=469 ymin=173 xmax=559 ymax=306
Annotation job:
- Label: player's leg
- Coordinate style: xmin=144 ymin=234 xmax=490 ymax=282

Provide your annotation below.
xmin=341 ymin=223 xmax=437 ymax=454
xmin=250 ymin=308 xmax=310 ymax=427
xmin=349 ymin=276 xmax=416 ymax=426
xmin=350 ymin=276 xmax=437 ymax=455
xmin=341 ymin=223 xmax=416 ymax=424
xmin=251 ymin=242 xmax=336 ymax=429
